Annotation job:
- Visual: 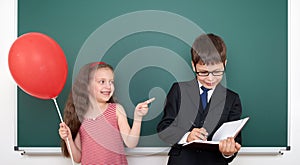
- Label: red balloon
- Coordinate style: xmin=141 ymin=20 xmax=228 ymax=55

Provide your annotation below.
xmin=8 ymin=32 xmax=68 ymax=99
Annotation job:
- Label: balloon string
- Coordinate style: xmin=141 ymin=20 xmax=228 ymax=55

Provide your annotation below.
xmin=52 ymin=98 xmax=75 ymax=165
xmin=53 ymin=98 xmax=63 ymax=123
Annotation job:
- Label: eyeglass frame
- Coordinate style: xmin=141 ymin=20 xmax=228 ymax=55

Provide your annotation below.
xmin=194 ymin=63 xmax=226 ymax=77
xmin=195 ymin=70 xmax=225 ymax=76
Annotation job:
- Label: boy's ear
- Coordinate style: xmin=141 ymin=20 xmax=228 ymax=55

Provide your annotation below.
xmin=191 ymin=61 xmax=196 ymax=72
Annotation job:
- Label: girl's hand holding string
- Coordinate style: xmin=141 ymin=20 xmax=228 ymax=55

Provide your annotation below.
xmin=59 ymin=122 xmax=72 ymax=141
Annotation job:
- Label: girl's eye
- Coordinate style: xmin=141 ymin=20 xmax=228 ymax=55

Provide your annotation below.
xmin=98 ymin=80 xmax=105 ymax=84
xmin=109 ymin=81 xmax=114 ymax=85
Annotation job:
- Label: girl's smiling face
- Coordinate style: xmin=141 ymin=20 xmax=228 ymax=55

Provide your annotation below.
xmin=89 ymin=67 xmax=115 ymax=103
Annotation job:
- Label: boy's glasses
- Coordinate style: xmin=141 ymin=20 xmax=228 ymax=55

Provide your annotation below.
xmin=195 ymin=70 xmax=225 ymax=76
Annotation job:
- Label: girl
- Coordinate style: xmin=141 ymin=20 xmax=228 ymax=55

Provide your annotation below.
xmin=59 ymin=62 xmax=154 ymax=164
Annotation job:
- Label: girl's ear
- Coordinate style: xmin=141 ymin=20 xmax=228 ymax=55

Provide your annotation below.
xmin=191 ymin=61 xmax=196 ymax=72
xmin=224 ymin=60 xmax=227 ymax=67
xmin=87 ymin=83 xmax=92 ymax=94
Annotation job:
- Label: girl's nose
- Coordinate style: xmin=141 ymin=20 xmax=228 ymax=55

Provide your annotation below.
xmin=104 ymin=81 xmax=113 ymax=88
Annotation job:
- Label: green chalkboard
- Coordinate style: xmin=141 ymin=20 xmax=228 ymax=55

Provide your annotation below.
xmin=16 ymin=0 xmax=288 ymax=151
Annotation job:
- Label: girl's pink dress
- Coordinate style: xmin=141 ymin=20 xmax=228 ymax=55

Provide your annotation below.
xmin=79 ymin=103 xmax=128 ymax=165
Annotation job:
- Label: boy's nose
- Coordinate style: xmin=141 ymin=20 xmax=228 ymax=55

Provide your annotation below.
xmin=207 ymin=73 xmax=214 ymax=80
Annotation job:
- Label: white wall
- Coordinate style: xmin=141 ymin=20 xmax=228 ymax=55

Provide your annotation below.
xmin=1 ymin=0 xmax=299 ymax=164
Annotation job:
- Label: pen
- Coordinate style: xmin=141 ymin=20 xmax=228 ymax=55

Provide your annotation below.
xmin=190 ymin=121 xmax=196 ymax=127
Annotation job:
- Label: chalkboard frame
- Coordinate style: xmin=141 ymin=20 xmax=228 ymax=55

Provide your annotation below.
xmin=15 ymin=0 xmax=290 ymax=155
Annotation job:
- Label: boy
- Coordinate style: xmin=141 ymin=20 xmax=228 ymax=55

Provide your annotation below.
xmin=157 ymin=33 xmax=242 ymax=165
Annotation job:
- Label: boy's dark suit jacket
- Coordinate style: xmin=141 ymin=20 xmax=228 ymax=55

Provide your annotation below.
xmin=157 ymin=79 xmax=242 ymax=165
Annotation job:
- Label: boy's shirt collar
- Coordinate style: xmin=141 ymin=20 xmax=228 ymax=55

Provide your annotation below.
xmin=197 ymin=80 xmax=214 ymax=101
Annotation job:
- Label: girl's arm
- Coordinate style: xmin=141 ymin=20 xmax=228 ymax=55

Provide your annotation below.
xmin=59 ymin=122 xmax=82 ymax=163
xmin=116 ymin=98 xmax=154 ymax=148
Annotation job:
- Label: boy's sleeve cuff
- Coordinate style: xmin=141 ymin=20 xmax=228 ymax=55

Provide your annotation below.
xmin=222 ymin=153 xmax=234 ymax=158
xmin=177 ymin=132 xmax=191 ymax=144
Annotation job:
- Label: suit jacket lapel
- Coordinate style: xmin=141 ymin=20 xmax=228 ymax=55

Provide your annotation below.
xmin=176 ymin=79 xmax=200 ymax=132
xmin=186 ymin=79 xmax=200 ymax=109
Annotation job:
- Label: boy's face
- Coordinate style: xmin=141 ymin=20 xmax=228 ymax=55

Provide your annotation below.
xmin=192 ymin=61 xmax=226 ymax=89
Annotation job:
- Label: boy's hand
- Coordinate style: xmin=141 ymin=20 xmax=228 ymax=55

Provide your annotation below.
xmin=187 ymin=127 xmax=208 ymax=142
xmin=134 ymin=97 xmax=155 ymax=119
xmin=219 ymin=137 xmax=241 ymax=156
xmin=58 ymin=122 xmax=72 ymax=141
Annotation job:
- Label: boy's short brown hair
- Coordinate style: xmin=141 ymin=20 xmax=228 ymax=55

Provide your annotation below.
xmin=191 ymin=33 xmax=227 ymax=66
